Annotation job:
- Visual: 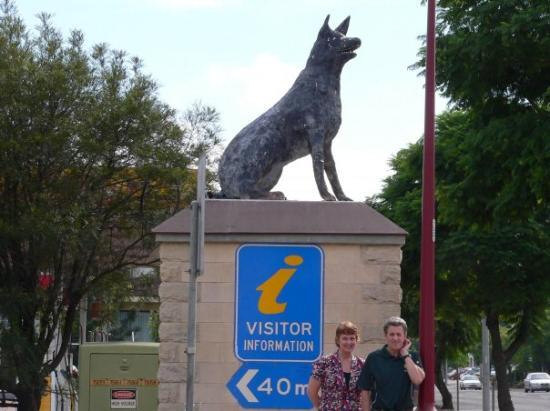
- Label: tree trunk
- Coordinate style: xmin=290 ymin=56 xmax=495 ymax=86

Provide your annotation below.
xmin=435 ymin=351 xmax=454 ymax=409
xmin=486 ymin=312 xmax=514 ymax=411
xmin=15 ymin=385 xmax=41 ymax=411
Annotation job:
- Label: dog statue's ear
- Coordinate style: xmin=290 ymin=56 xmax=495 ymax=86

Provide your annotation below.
xmin=323 ymin=14 xmax=330 ymax=29
xmin=318 ymin=14 xmax=331 ymax=38
xmin=335 ymin=16 xmax=350 ymax=35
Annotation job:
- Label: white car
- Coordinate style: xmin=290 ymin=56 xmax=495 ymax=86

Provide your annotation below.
xmin=524 ymin=372 xmax=550 ymax=393
xmin=459 ymin=374 xmax=482 ymax=390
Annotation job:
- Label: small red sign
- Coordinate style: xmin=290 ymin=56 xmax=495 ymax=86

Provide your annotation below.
xmin=111 ymin=389 xmax=136 ymax=400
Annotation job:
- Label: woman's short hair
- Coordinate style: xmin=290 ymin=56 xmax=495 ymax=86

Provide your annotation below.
xmin=383 ymin=316 xmax=408 ymax=335
xmin=334 ymin=321 xmax=359 ymax=346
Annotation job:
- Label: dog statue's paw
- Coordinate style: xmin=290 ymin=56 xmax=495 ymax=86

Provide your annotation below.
xmin=266 ymin=191 xmax=287 ymax=200
xmin=321 ymin=192 xmax=337 ymax=201
xmin=336 ymin=194 xmax=353 ymax=201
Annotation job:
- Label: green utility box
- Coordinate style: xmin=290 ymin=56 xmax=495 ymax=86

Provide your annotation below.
xmin=79 ymin=343 xmax=159 ymax=411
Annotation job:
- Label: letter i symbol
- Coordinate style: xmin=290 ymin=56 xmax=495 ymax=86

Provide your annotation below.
xmin=256 ymin=255 xmax=303 ymax=314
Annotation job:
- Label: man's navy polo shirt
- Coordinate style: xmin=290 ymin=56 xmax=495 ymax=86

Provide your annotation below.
xmin=358 ymin=345 xmax=422 ymax=410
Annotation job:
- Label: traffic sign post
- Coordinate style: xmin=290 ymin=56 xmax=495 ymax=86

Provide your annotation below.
xmin=227 ymin=362 xmax=313 ymax=409
xmin=234 ymin=244 xmax=323 ymax=362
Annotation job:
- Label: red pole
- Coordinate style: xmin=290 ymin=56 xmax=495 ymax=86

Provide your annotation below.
xmin=419 ymin=0 xmax=436 ymax=410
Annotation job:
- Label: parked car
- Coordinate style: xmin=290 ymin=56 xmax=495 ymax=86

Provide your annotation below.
xmin=0 ymin=390 xmax=18 ymax=409
xmin=468 ymin=366 xmax=480 ymax=376
xmin=524 ymin=372 xmax=550 ymax=393
xmin=459 ymin=374 xmax=482 ymax=390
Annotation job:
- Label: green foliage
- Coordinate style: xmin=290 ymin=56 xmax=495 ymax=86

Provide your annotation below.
xmin=367 ymin=141 xmax=423 ymax=334
xmin=436 ymin=111 xmax=549 ymax=228
xmin=510 ymin=309 xmax=550 ymax=379
xmin=368 ymin=111 xmax=482 ymax=362
xmin=0 ymin=1 xmax=221 ymax=407
xmin=418 ymin=0 xmax=550 ymax=111
xmin=439 ymin=224 xmax=549 ymax=318
xmin=389 ymin=2 xmax=549 ymax=408
xmin=371 ymin=104 xmax=549 ymax=406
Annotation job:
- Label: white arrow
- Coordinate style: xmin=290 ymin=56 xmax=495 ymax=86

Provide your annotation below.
xmin=236 ymin=369 xmax=259 ymax=403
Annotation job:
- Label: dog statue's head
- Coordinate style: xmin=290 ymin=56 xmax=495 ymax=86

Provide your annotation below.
xmin=307 ymin=15 xmax=361 ymax=71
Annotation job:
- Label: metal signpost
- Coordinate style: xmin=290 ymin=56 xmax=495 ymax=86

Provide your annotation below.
xmin=481 ymin=317 xmax=490 ymax=411
xmin=228 ymin=244 xmax=323 ymax=408
xmin=456 ymin=367 xmax=460 ymax=411
xmin=186 ymin=155 xmax=206 ymax=411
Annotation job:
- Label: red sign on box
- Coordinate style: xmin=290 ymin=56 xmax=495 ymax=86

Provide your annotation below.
xmin=111 ymin=389 xmax=137 ymax=408
xmin=111 ymin=390 xmax=136 ymax=400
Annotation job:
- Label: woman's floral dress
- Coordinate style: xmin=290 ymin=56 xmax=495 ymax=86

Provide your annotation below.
xmin=312 ymin=352 xmax=364 ymax=410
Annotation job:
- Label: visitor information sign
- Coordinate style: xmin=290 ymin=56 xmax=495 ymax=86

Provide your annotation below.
xmin=234 ymin=244 xmax=323 ymax=362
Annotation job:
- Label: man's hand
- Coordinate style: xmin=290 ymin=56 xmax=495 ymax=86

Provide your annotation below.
xmin=400 ymin=338 xmax=412 ymax=357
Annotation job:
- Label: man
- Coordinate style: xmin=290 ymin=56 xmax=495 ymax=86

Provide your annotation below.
xmin=358 ymin=316 xmax=425 ymax=411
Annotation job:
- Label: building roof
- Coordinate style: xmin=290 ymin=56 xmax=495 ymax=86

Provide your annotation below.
xmin=153 ymin=200 xmax=406 ymax=236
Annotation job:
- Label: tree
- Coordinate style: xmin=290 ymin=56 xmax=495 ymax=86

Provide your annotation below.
xmin=408 ymin=1 xmax=550 ymax=409
xmin=427 ymin=2 xmax=550 ymax=409
xmin=368 ymin=111 xmax=482 ymax=409
xmin=0 ymin=2 xmax=221 ymax=409
xmin=438 ymin=222 xmax=549 ymax=410
xmin=371 ymin=104 xmax=549 ymax=409
xmin=510 ymin=309 xmax=550 ymax=381
xmin=433 ymin=0 xmax=549 ymax=113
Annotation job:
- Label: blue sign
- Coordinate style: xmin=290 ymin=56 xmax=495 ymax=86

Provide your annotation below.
xmin=227 ymin=362 xmax=313 ymax=409
xmin=235 ymin=244 xmax=323 ymax=362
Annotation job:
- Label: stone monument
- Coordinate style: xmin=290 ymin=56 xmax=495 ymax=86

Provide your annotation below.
xmin=218 ymin=16 xmax=361 ymax=201
xmin=154 ymin=14 xmax=407 ymax=411
xmin=154 ymin=200 xmax=406 ymax=410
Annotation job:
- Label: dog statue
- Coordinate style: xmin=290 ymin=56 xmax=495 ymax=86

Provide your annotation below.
xmin=218 ymin=15 xmax=361 ymax=201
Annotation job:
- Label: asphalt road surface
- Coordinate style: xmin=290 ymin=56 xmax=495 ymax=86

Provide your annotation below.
xmin=436 ymin=383 xmax=549 ymax=411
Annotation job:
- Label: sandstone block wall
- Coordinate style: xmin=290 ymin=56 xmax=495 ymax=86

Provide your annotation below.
xmin=157 ymin=240 xmax=403 ymax=410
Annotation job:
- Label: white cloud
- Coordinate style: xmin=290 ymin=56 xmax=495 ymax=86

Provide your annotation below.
xmin=207 ymin=53 xmax=301 ymax=118
xmin=150 ymin=0 xmax=241 ymax=9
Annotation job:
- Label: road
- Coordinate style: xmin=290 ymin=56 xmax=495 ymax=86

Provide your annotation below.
xmin=435 ymin=383 xmax=549 ymax=411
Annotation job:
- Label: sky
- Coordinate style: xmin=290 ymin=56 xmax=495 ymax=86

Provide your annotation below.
xmin=15 ymin=0 xmax=447 ymax=201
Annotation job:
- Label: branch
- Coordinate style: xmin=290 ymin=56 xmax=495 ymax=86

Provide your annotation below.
xmin=81 ymin=232 xmax=157 ymax=295
xmin=503 ymin=308 xmax=532 ymax=363
xmin=44 ymin=300 xmax=78 ymax=373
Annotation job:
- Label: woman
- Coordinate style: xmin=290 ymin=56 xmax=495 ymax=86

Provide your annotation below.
xmin=307 ymin=321 xmax=363 ymax=410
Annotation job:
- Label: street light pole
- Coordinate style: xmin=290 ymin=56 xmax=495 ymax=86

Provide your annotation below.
xmin=419 ymin=0 xmax=437 ymax=410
